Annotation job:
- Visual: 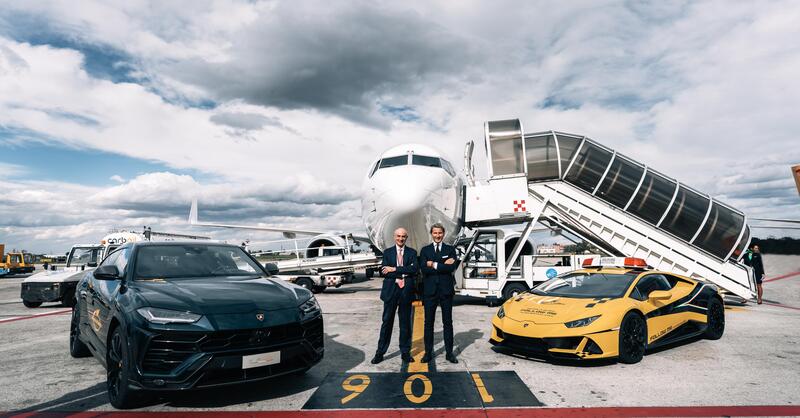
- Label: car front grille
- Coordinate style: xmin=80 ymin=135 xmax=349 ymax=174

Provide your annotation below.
xmin=141 ymin=317 xmax=323 ymax=374
xmin=502 ymin=333 xmax=550 ymax=354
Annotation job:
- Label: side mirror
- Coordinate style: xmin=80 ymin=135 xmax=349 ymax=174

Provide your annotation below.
xmin=94 ymin=265 xmax=121 ymax=281
xmin=649 ymin=290 xmax=672 ymax=300
xmin=264 ymin=263 xmax=279 ymax=276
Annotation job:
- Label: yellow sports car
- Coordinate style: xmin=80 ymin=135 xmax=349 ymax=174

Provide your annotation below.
xmin=490 ymin=257 xmax=725 ymax=363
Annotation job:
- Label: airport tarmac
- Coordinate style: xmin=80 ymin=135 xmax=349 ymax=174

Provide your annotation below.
xmin=0 ymin=255 xmax=798 ymax=415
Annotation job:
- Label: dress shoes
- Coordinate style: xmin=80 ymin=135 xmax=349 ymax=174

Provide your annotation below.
xmin=370 ymin=353 xmax=384 ymax=364
xmin=401 ymin=352 xmax=415 ymax=362
xmin=421 ymin=353 xmax=432 ymax=363
xmin=446 ymin=353 xmax=458 ymax=363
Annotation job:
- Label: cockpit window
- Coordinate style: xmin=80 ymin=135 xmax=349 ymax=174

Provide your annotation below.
xmin=412 ymin=155 xmax=442 ymax=168
xmin=441 ymin=159 xmax=456 ymax=177
xmin=368 ymin=160 xmax=380 ymax=178
xmin=378 ymin=155 xmax=408 ymax=169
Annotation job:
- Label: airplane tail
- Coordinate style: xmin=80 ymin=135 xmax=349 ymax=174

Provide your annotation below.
xmin=189 ymin=199 xmax=198 ymax=225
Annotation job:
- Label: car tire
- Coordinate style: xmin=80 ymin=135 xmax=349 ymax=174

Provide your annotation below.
xmin=22 ymin=299 xmax=42 ymax=308
xmin=704 ymin=297 xmax=725 ymax=340
xmin=69 ymin=307 xmax=91 ymax=358
xmin=502 ymin=283 xmax=528 ymax=301
xmin=618 ymin=312 xmax=647 ymax=364
xmin=312 ymin=285 xmax=326 ymax=294
xmin=295 ymin=277 xmax=314 ymax=291
xmin=365 ymin=268 xmax=374 ymax=279
xmin=107 ymin=327 xmax=145 ymax=409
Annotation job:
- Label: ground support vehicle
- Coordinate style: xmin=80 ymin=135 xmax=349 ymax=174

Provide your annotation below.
xmin=273 ymin=248 xmax=380 ymax=292
xmin=453 ymin=227 xmax=598 ymax=305
xmin=21 ymin=244 xmax=104 ymax=308
xmin=70 ymin=241 xmax=323 ymax=409
xmin=461 ymin=119 xmax=756 ymax=303
xmin=275 ymin=273 xmax=345 ymax=293
xmin=489 ymin=257 xmax=725 ymax=363
xmin=0 ymin=245 xmax=36 ymax=276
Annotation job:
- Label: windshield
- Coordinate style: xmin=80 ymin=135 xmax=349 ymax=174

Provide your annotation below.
xmin=67 ymin=247 xmax=103 ymax=267
xmin=134 ymin=245 xmax=265 ymax=279
xmin=533 ymin=271 xmax=638 ymax=299
xmin=412 ymin=155 xmax=441 ymax=168
xmin=378 ymin=155 xmax=408 ymax=169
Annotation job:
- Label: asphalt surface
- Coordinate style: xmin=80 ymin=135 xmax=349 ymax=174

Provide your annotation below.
xmin=0 ymin=256 xmax=798 ymax=414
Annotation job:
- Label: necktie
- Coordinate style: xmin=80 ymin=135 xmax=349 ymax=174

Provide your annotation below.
xmin=396 ymin=247 xmax=404 ymax=288
xmin=435 ymin=244 xmax=440 ymax=257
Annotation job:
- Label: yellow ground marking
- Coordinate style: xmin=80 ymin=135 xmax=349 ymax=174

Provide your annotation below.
xmin=407 ymin=300 xmax=428 ymax=373
xmin=341 ymin=374 xmax=370 ymax=404
xmin=403 ymin=373 xmax=432 ymax=403
xmin=725 ymin=306 xmax=748 ymax=312
xmin=471 ymin=373 xmax=495 ymax=403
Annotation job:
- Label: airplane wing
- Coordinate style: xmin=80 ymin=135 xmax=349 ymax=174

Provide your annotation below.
xmin=750 ymin=218 xmax=800 ymax=224
xmin=749 ymin=217 xmax=800 ymax=230
xmin=188 ymin=199 xmax=371 ymax=241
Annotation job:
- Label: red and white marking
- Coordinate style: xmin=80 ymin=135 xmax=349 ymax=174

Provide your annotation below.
xmin=513 ymin=199 xmax=526 ymax=212
xmin=0 ymin=308 xmax=71 ymax=324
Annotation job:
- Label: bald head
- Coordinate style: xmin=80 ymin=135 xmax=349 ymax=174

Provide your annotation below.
xmin=394 ymin=228 xmax=408 ymax=247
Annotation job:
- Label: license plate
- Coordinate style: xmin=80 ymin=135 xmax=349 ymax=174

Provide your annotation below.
xmin=242 ymin=351 xmax=280 ymax=369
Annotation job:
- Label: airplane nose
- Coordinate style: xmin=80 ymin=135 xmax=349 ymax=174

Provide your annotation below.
xmin=382 ymin=176 xmax=440 ymax=215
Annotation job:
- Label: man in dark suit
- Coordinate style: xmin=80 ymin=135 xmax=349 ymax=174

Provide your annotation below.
xmin=371 ymin=227 xmax=418 ymax=364
xmin=419 ymin=223 xmax=460 ymax=363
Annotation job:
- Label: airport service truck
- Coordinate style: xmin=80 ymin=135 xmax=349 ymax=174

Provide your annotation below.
xmin=453 ymin=227 xmax=597 ymax=305
xmin=19 ymin=230 xmax=161 ymax=308
xmin=270 ymin=244 xmax=381 ymax=293
xmin=20 ymin=244 xmax=105 ymax=307
xmin=0 ymin=245 xmax=36 ymax=277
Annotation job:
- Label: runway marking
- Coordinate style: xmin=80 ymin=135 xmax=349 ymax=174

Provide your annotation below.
xmin=407 ymin=300 xmax=428 ymax=373
xmin=10 ymin=405 xmax=800 ymax=416
xmin=303 ymin=371 xmax=539 ymax=409
xmin=764 ymin=271 xmax=800 ymax=283
xmin=762 ymin=301 xmax=800 ymax=311
xmin=0 ymin=308 xmax=71 ymax=324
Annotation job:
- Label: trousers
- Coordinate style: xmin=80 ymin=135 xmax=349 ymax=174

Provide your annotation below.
xmin=376 ymin=285 xmax=412 ymax=355
xmin=423 ymin=292 xmax=454 ymax=354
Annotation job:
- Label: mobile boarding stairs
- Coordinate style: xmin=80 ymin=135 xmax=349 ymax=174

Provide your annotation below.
xmin=463 ymin=119 xmax=756 ymax=301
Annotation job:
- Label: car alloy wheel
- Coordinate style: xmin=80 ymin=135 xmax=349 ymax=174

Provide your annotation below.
xmin=618 ymin=312 xmax=646 ymax=364
xmin=107 ymin=328 xmax=142 ymax=409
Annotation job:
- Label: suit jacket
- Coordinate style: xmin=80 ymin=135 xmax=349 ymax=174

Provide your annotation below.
xmin=380 ymin=246 xmax=418 ymax=302
xmin=419 ymin=242 xmax=460 ymax=297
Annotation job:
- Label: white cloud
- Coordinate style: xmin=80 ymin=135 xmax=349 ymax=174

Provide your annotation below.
xmin=109 ymin=174 xmax=124 ymax=183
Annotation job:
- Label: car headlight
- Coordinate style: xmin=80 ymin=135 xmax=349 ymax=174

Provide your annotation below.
xmin=299 ymin=296 xmax=321 ymax=321
xmin=564 ymin=315 xmax=600 ymax=328
xmin=137 ymin=307 xmax=202 ymax=324
xmin=497 ymin=305 xmax=505 ymax=319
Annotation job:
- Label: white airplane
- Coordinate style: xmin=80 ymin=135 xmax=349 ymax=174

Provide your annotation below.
xmin=190 ymin=143 xmax=465 ymax=255
xmin=361 ymin=143 xmax=464 ymax=251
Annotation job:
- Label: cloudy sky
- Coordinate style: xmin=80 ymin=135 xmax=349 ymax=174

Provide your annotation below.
xmin=1 ymin=0 xmax=799 ymax=253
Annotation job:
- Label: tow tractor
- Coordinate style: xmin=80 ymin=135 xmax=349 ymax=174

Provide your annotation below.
xmin=0 ymin=245 xmax=36 ymax=276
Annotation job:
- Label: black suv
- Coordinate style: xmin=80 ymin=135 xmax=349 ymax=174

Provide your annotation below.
xmin=69 ymin=241 xmax=323 ymax=408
